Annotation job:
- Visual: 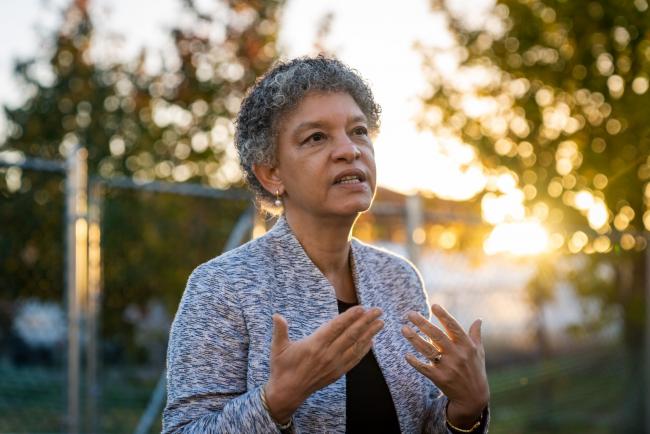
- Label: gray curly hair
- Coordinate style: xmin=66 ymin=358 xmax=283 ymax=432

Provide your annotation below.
xmin=234 ymin=56 xmax=381 ymax=213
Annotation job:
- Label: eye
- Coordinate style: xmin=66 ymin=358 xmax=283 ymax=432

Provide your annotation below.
xmin=303 ymin=132 xmax=327 ymax=145
xmin=352 ymin=126 xmax=369 ymax=136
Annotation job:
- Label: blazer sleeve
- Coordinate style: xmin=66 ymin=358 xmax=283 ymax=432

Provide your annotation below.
xmin=401 ymin=262 xmax=490 ymax=434
xmin=162 ymin=263 xmax=280 ymax=434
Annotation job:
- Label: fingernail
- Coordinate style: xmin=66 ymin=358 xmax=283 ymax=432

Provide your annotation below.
xmin=407 ymin=311 xmax=417 ymax=321
xmin=402 ymin=325 xmax=414 ymax=337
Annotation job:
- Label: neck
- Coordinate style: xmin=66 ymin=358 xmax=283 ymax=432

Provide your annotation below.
xmin=283 ymin=210 xmax=358 ymax=276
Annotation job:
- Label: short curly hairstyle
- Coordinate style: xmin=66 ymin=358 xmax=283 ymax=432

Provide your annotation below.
xmin=234 ymin=56 xmax=381 ymax=213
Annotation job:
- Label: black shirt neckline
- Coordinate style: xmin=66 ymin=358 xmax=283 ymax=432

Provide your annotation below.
xmin=335 ymin=298 xmax=401 ymax=434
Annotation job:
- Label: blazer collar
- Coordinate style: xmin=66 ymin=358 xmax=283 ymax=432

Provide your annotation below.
xmin=265 ymin=215 xmax=372 ymax=305
xmin=266 ymin=215 xmax=335 ymax=297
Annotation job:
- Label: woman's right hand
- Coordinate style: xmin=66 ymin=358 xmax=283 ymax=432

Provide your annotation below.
xmin=263 ymin=306 xmax=384 ymax=423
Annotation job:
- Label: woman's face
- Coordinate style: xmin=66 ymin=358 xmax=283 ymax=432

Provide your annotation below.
xmin=274 ymin=91 xmax=377 ymax=220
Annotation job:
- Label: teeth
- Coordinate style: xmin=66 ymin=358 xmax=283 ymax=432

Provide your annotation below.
xmin=337 ymin=175 xmax=360 ymax=184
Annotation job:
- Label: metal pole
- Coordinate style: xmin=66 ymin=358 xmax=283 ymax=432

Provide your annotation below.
xmin=65 ymin=145 xmax=88 ymax=434
xmin=223 ymin=206 xmax=255 ymax=251
xmin=85 ymin=181 xmax=102 ymax=433
xmin=252 ymin=208 xmax=271 ymax=239
xmin=405 ymin=193 xmax=424 ymax=268
xmin=133 ymin=374 xmax=167 ymax=434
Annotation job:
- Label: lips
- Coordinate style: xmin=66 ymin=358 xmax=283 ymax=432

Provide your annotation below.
xmin=333 ymin=169 xmax=366 ymax=185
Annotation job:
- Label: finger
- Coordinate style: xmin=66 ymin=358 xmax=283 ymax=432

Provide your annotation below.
xmin=468 ymin=319 xmax=482 ymax=346
xmin=405 ymin=353 xmax=440 ymax=383
xmin=271 ymin=314 xmax=290 ymax=353
xmin=315 ymin=305 xmax=365 ymax=344
xmin=331 ymin=307 xmax=383 ymax=352
xmin=355 ymin=318 xmax=384 ymax=348
xmin=402 ymin=325 xmax=442 ymax=360
xmin=406 ymin=311 xmax=451 ymax=350
xmin=430 ymin=304 xmax=469 ymax=343
xmin=340 ymin=339 xmax=373 ymax=373
xmin=340 ymin=319 xmax=384 ymax=370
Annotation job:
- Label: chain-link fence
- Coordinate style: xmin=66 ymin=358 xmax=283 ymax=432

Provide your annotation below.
xmin=1 ymin=160 xmax=68 ymax=431
xmin=1 ymin=154 xmax=250 ymax=433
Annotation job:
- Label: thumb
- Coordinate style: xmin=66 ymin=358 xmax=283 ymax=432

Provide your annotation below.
xmin=271 ymin=313 xmax=290 ymax=352
xmin=468 ymin=319 xmax=482 ymax=346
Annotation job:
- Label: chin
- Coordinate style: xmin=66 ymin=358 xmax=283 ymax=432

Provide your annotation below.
xmin=336 ymin=198 xmax=373 ymax=216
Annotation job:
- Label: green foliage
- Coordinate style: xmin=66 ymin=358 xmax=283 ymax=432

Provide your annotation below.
xmin=422 ymin=0 xmax=650 ymax=244
xmin=100 ymin=191 xmax=248 ymax=364
xmin=0 ymin=0 xmax=284 ymax=363
xmin=420 ymin=0 xmax=650 ymax=310
xmin=2 ymin=0 xmax=283 ymax=186
xmin=420 ymin=0 xmax=649 ymax=428
xmin=0 ymin=172 xmax=64 ymax=302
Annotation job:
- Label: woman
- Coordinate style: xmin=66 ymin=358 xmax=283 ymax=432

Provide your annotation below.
xmin=163 ymin=56 xmax=489 ymax=433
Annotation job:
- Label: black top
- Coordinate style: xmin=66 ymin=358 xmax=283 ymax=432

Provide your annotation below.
xmin=337 ymin=299 xmax=401 ymax=434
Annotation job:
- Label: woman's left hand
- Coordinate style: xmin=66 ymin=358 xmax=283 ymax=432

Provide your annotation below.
xmin=401 ymin=304 xmax=489 ymax=429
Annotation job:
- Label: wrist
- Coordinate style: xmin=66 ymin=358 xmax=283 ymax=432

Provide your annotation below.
xmin=263 ymin=381 xmax=300 ymax=425
xmin=446 ymin=401 xmax=485 ymax=431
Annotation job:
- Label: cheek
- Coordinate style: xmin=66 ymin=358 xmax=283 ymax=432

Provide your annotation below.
xmin=364 ymin=149 xmax=377 ymax=180
xmin=286 ymin=162 xmax=325 ymax=194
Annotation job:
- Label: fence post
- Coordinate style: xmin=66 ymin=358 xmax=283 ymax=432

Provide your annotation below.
xmin=65 ymin=145 xmax=88 ymax=434
xmin=85 ymin=181 xmax=102 ymax=433
xmin=405 ymin=193 xmax=424 ymax=268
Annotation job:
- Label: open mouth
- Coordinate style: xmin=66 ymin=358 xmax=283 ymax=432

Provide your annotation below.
xmin=334 ymin=175 xmax=363 ymax=185
xmin=333 ymin=170 xmax=366 ymax=185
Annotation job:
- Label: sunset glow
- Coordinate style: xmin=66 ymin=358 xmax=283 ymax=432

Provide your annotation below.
xmin=279 ymin=0 xmax=550 ymax=257
xmin=484 ymin=221 xmax=549 ymax=256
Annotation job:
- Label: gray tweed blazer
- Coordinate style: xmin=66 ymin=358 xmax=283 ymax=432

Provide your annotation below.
xmin=163 ymin=216 xmax=488 ymax=433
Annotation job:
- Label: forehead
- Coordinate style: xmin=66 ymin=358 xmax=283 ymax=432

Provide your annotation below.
xmin=279 ymin=91 xmax=366 ymax=129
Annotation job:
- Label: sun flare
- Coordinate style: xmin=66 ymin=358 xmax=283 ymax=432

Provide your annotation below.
xmin=484 ymin=221 xmax=549 ymax=256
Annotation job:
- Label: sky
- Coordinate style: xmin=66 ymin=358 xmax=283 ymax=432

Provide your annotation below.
xmin=279 ymin=0 xmax=493 ymax=199
xmin=0 ymin=0 xmax=495 ymax=199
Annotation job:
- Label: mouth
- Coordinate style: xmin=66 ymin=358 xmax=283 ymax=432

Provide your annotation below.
xmin=333 ymin=170 xmax=366 ymax=185
xmin=334 ymin=175 xmax=363 ymax=185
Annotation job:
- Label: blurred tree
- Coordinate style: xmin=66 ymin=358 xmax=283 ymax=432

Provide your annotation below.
xmin=420 ymin=0 xmax=649 ymax=429
xmin=0 ymin=0 xmax=283 ymax=363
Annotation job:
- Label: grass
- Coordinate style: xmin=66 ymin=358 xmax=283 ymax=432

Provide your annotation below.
xmin=0 ymin=363 xmax=65 ymax=432
xmin=0 ymin=346 xmax=630 ymax=433
xmin=0 ymin=362 xmax=161 ymax=433
xmin=487 ymin=346 xmax=626 ymax=433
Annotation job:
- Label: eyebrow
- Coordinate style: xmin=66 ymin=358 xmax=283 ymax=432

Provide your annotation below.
xmin=292 ymin=115 xmax=369 ymax=138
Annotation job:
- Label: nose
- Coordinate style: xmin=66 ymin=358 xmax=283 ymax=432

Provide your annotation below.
xmin=331 ymin=134 xmax=361 ymax=163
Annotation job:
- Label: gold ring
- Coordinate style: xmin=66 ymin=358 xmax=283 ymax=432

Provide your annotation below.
xmin=432 ymin=353 xmax=443 ymax=364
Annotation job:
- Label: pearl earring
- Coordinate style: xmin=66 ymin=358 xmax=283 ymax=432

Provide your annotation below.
xmin=274 ymin=190 xmax=282 ymax=207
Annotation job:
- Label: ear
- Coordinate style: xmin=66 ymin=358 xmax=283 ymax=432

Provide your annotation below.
xmin=252 ymin=163 xmax=284 ymax=196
